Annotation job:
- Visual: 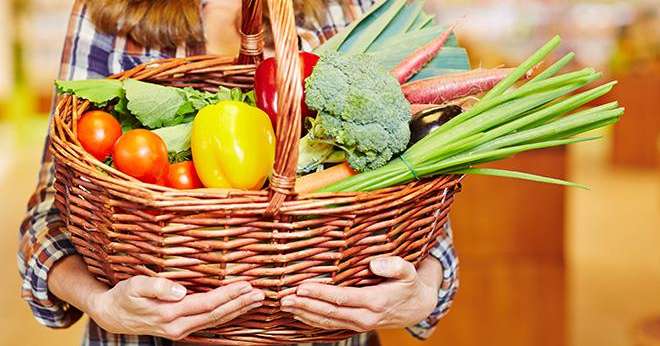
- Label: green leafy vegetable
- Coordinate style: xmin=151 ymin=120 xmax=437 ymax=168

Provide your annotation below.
xmin=152 ymin=122 xmax=193 ymax=153
xmin=55 ymin=79 xmax=123 ymax=106
xmin=123 ymin=79 xmax=185 ymax=129
xmin=297 ymin=135 xmax=345 ymax=174
xmin=116 ymin=111 xmax=141 ymax=132
xmin=55 ymin=79 xmax=255 ymax=131
xmin=341 ymin=0 xmax=407 ymax=54
xmin=313 ymin=0 xmax=390 ymax=55
xmin=314 ymin=0 xmax=470 ymax=80
xmin=377 ymin=0 xmax=425 ymax=39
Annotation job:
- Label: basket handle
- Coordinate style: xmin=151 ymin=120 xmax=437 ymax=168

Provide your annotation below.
xmin=262 ymin=0 xmax=303 ymax=215
xmin=237 ymin=0 xmax=264 ymax=64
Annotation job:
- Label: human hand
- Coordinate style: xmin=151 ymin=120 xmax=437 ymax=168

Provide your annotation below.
xmin=88 ymin=276 xmax=265 ymax=340
xmin=280 ymin=256 xmax=442 ymax=332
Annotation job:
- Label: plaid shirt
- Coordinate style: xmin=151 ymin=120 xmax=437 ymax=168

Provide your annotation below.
xmin=18 ymin=1 xmax=459 ymax=345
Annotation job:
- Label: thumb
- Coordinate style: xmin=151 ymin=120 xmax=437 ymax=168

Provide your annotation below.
xmin=129 ymin=276 xmax=187 ymax=301
xmin=369 ymin=256 xmax=417 ymax=281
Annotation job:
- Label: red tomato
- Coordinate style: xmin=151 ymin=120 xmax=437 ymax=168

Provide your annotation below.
xmin=254 ymin=52 xmax=320 ymax=129
xmin=166 ymin=161 xmax=203 ymax=189
xmin=113 ymin=129 xmax=169 ymax=184
xmin=77 ymin=110 xmax=122 ymax=161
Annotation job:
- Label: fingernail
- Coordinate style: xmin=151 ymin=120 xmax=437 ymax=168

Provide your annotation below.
xmin=250 ymin=291 xmax=265 ymax=301
xmin=239 ymin=282 xmax=252 ymax=294
xmin=171 ymin=285 xmax=187 ymax=299
xmin=371 ymin=258 xmax=388 ymax=273
xmin=281 ymin=297 xmax=294 ymax=306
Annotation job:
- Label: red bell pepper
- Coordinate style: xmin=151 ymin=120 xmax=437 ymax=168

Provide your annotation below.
xmin=254 ymin=52 xmax=320 ymax=129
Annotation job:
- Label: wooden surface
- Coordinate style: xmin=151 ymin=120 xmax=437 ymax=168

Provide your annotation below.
xmin=607 ymin=71 xmax=660 ymax=168
xmin=381 ymin=147 xmax=567 ymax=346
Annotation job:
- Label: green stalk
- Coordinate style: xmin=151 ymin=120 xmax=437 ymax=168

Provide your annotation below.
xmin=415 ymin=137 xmax=598 ymax=177
xmin=519 ymin=100 xmax=619 ymax=131
xmin=481 ymin=35 xmax=561 ymax=102
xmin=407 ymin=81 xmax=591 ymax=164
xmin=530 ymin=52 xmax=575 ymax=83
xmin=477 ymin=108 xmax=622 ymax=151
xmin=469 ymin=80 xmax=614 ymax=147
xmin=447 ymin=168 xmax=588 ymax=189
xmin=332 ymin=136 xmax=598 ymax=193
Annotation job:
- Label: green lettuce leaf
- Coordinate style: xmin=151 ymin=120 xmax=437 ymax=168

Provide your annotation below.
xmin=124 ymin=79 xmax=185 ymax=129
xmin=152 ymin=122 xmax=193 ymax=153
xmin=55 ymin=80 xmax=123 ymax=106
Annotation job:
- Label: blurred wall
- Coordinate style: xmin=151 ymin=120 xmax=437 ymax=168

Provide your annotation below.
xmin=0 ymin=0 xmax=12 ymax=99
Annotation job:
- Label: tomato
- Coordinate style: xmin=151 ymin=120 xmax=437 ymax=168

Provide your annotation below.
xmin=254 ymin=52 xmax=320 ymax=129
xmin=112 ymin=129 xmax=169 ymax=184
xmin=165 ymin=161 xmax=203 ymax=189
xmin=77 ymin=110 xmax=122 ymax=161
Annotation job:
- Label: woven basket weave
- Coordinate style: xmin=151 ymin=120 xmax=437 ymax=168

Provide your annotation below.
xmin=49 ymin=0 xmax=462 ymax=344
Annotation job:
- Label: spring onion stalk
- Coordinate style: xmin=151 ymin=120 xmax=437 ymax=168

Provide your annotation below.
xmin=320 ymin=36 xmax=624 ymax=192
xmin=447 ymin=168 xmax=588 ymax=189
xmin=530 ymin=52 xmax=576 ymax=83
xmin=482 ymin=35 xmax=561 ymax=102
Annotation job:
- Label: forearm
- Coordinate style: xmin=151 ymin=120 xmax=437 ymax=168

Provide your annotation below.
xmin=48 ymin=255 xmax=107 ymax=315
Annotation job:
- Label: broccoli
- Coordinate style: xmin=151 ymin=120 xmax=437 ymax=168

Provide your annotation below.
xmin=302 ymin=52 xmax=411 ymax=173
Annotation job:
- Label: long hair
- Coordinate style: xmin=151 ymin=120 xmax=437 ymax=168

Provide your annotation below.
xmin=85 ymin=0 xmax=204 ymax=49
xmin=86 ymin=0 xmax=354 ymax=50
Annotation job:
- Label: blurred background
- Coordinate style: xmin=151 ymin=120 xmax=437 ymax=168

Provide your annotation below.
xmin=0 ymin=0 xmax=658 ymax=345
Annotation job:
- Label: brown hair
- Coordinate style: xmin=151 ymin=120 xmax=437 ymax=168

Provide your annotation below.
xmin=85 ymin=0 xmax=204 ymax=49
xmin=86 ymin=0 xmax=354 ymax=50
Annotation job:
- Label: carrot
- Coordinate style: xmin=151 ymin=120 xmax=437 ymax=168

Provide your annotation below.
xmin=390 ymin=24 xmax=456 ymax=84
xmin=401 ymin=67 xmax=538 ymax=105
xmin=295 ymin=162 xmax=356 ymax=194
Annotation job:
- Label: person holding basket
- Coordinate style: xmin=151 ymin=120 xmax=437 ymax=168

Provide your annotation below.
xmin=19 ymin=1 xmax=458 ymax=344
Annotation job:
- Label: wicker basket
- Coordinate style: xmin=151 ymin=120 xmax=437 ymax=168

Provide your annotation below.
xmin=49 ymin=0 xmax=462 ymax=344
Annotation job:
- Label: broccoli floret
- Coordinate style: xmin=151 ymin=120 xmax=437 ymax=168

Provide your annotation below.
xmin=303 ymin=52 xmax=411 ymax=172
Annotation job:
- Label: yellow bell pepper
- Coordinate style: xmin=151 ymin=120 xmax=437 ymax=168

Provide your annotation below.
xmin=191 ymin=100 xmax=275 ymax=189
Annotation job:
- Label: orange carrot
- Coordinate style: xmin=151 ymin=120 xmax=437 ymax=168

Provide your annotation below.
xmin=390 ymin=24 xmax=456 ymax=84
xmin=295 ymin=162 xmax=356 ymax=194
